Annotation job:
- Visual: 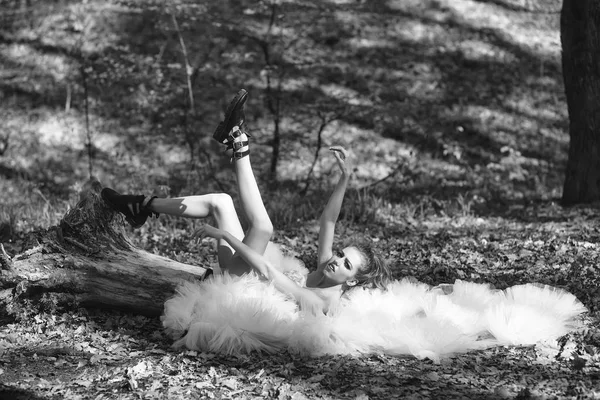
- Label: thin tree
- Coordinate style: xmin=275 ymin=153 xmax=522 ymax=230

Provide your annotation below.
xmin=301 ymin=110 xmax=341 ymax=195
xmin=560 ymin=0 xmax=600 ymax=205
xmin=169 ymin=10 xmax=224 ymax=191
xmin=256 ymin=1 xmax=283 ymax=182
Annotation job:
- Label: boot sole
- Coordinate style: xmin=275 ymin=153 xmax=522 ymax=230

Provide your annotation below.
xmin=213 ymin=89 xmax=248 ymax=143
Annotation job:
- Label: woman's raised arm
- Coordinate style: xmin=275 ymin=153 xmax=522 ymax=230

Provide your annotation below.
xmin=317 ymin=146 xmax=351 ymax=265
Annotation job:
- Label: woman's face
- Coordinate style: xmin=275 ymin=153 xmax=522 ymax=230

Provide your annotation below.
xmin=322 ymin=246 xmax=365 ymax=286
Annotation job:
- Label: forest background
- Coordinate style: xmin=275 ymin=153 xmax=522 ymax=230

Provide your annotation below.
xmin=1 ymin=0 xmax=600 ymax=399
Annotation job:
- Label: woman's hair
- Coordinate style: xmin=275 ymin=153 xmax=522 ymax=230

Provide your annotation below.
xmin=352 ymin=243 xmax=393 ymax=290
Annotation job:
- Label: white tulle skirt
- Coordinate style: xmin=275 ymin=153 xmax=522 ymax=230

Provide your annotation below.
xmin=162 ymin=245 xmax=587 ymax=362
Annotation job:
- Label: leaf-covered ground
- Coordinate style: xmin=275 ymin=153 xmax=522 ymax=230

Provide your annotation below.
xmin=2 ymin=203 xmax=600 ymax=399
xmin=0 ymin=308 xmax=598 ymax=400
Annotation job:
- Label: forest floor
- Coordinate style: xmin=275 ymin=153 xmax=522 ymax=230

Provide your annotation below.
xmin=2 ymin=0 xmax=600 ymax=398
xmin=1 ymin=206 xmax=600 ymax=400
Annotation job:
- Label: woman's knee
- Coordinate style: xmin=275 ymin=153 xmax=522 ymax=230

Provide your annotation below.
xmin=261 ymin=220 xmax=274 ymax=237
xmin=209 ymin=193 xmax=236 ymax=215
xmin=246 ymin=211 xmax=273 ymax=236
xmin=248 ymin=221 xmax=273 ymax=240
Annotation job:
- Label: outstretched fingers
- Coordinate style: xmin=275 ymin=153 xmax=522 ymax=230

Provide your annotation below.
xmin=329 ymin=145 xmax=348 ymax=160
xmin=193 ymin=224 xmax=224 ymax=241
xmin=329 ymin=146 xmax=349 ymax=174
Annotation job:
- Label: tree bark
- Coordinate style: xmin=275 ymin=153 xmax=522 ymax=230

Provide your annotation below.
xmin=561 ymin=0 xmax=600 ymax=205
xmin=0 ymin=178 xmax=209 ymax=316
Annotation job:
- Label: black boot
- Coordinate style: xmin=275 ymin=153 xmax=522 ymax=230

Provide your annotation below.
xmin=101 ymin=188 xmax=158 ymax=229
xmin=213 ymin=89 xmax=249 ymax=144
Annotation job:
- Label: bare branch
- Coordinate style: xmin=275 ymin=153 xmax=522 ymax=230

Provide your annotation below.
xmin=359 ymin=161 xmax=408 ymax=190
xmin=0 ymin=132 xmax=10 ymax=156
xmin=301 ymin=112 xmax=341 ymax=195
xmin=79 ymin=64 xmax=93 ymax=179
xmin=171 ymin=12 xmax=195 ymax=111
xmin=0 ymin=243 xmax=13 ymax=271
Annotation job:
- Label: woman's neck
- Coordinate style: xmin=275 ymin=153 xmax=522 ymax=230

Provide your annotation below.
xmin=306 ymin=270 xmax=340 ymax=289
xmin=308 ymin=279 xmax=344 ymax=301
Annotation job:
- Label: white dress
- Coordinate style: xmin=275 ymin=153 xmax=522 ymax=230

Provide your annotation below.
xmin=162 ymin=243 xmax=587 ymax=362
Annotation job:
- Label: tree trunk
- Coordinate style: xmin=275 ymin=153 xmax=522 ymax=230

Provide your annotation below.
xmin=561 ymin=0 xmax=600 ymax=205
xmin=0 ymin=178 xmax=209 ymax=316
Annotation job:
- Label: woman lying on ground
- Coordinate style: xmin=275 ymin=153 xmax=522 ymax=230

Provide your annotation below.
xmin=101 ymin=88 xmax=392 ymax=316
xmin=101 ymin=89 xmax=586 ymax=360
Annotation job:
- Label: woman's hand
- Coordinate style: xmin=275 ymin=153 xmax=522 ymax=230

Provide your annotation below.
xmin=329 ymin=146 xmax=350 ymax=176
xmin=193 ymin=224 xmax=226 ymax=241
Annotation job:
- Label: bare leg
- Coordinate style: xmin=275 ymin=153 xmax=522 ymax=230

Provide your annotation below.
xmin=232 ymin=133 xmax=273 ymax=255
xmin=144 ymin=132 xmax=272 ymax=276
xmin=148 ymin=194 xmax=245 ymax=270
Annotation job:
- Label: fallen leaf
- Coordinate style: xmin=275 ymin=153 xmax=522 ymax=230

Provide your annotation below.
xmin=494 ymin=386 xmax=511 ymax=398
xmin=221 ymin=378 xmax=237 ymax=390
xmin=89 ymin=354 xmax=103 ymax=364
xmin=307 ymin=374 xmax=325 ymax=383
xmin=195 ymin=381 xmax=212 ymax=389
xmin=291 ymin=392 xmax=311 ymax=400
xmin=425 ymin=372 xmax=439 ymax=381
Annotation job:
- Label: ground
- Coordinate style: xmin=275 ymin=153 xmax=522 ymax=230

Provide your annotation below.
xmin=2 ymin=208 xmax=600 ymax=399
xmin=0 ymin=311 xmax=597 ymax=399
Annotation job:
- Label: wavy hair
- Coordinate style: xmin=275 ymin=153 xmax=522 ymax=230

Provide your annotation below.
xmin=351 ymin=243 xmax=393 ymax=290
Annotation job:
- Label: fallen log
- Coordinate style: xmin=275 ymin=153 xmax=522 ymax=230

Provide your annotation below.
xmin=0 ymin=178 xmax=209 ymax=316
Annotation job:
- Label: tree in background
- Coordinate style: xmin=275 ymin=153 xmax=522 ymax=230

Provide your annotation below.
xmin=560 ymin=0 xmax=600 ymax=205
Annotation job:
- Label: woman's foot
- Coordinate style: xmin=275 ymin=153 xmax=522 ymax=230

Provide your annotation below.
xmin=213 ymin=89 xmax=249 ymax=146
xmin=101 ymin=188 xmax=158 ymax=229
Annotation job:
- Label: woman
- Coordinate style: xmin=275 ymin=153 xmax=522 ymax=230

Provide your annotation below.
xmin=102 ymin=88 xmax=392 ymax=315
xmin=103 ymin=90 xmax=586 ymax=361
